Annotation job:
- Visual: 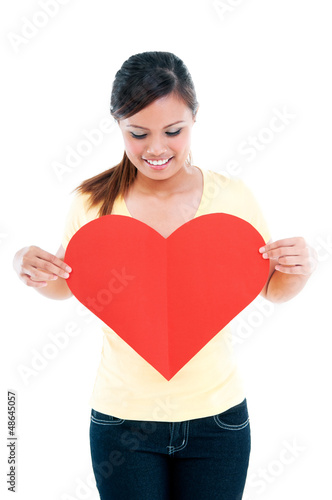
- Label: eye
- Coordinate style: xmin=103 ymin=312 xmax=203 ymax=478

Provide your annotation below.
xmin=130 ymin=132 xmax=147 ymax=139
xmin=166 ymin=129 xmax=182 ymax=136
xmin=130 ymin=129 xmax=182 ymax=139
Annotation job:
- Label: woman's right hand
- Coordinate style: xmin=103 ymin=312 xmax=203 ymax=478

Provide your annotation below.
xmin=13 ymin=245 xmax=72 ymax=288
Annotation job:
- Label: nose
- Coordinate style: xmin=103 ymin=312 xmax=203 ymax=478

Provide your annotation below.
xmin=146 ymin=137 xmax=168 ymax=157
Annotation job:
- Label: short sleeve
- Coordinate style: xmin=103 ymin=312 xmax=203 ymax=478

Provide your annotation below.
xmin=207 ymin=170 xmax=272 ymax=244
xmin=61 ymin=192 xmax=91 ymax=250
xmin=237 ymin=179 xmax=271 ymax=244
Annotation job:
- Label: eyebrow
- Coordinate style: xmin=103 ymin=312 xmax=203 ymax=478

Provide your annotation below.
xmin=125 ymin=120 xmax=186 ymax=130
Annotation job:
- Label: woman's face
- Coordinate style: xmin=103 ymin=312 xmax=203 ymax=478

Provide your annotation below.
xmin=118 ymin=92 xmax=197 ymax=182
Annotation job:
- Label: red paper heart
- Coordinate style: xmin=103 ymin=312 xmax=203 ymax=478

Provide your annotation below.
xmin=64 ymin=214 xmax=269 ymax=380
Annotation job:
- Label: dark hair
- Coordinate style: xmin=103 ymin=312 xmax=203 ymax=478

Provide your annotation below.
xmin=73 ymin=51 xmax=199 ymax=216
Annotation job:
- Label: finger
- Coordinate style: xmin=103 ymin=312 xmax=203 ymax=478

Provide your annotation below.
xmin=22 ymin=262 xmax=61 ymax=282
xmin=35 ymin=257 xmax=70 ymax=279
xmin=274 ymin=264 xmax=306 ymax=275
xmin=23 ymin=254 xmax=71 ymax=279
xmin=21 ymin=274 xmax=48 ymax=287
xmin=277 ymin=255 xmax=303 ymax=266
xmin=259 ymin=237 xmax=305 ymax=254
xmin=30 ymin=246 xmax=72 ymax=273
xmin=264 ymin=243 xmax=311 ymax=262
xmin=261 ymin=247 xmax=301 ymax=260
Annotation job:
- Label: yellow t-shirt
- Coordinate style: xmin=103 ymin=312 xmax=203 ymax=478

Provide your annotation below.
xmin=61 ymin=167 xmax=271 ymax=422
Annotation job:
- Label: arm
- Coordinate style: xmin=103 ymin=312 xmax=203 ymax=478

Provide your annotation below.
xmin=259 ymin=237 xmax=318 ymax=303
xmin=13 ymin=244 xmax=73 ymax=300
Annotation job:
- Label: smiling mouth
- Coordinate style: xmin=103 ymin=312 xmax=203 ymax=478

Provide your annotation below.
xmin=143 ymin=157 xmax=173 ymax=169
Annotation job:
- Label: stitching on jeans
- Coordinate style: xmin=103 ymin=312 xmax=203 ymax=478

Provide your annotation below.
xmin=213 ymin=416 xmax=250 ymax=430
xmin=172 ymin=422 xmax=189 ymax=453
xmin=90 ymin=416 xmax=125 ymax=426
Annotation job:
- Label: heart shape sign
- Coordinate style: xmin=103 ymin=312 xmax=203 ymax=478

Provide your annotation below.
xmin=64 ymin=214 xmax=269 ymax=380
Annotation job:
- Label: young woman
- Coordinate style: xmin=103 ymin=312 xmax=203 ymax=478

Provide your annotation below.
xmin=13 ymin=51 xmax=317 ymax=499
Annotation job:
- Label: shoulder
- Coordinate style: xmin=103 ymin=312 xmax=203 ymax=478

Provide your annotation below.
xmin=66 ymin=190 xmax=101 ymax=221
xmin=201 ymin=168 xmax=268 ymax=223
xmin=204 ymin=169 xmax=270 ymax=242
xmin=62 ymin=191 xmax=101 ymax=250
xmin=203 ymin=168 xmax=253 ymax=199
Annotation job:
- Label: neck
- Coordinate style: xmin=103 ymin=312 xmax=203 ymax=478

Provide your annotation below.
xmin=133 ymin=163 xmax=195 ymax=198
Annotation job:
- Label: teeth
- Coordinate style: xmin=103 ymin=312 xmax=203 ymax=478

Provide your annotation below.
xmin=145 ymin=157 xmax=171 ymax=166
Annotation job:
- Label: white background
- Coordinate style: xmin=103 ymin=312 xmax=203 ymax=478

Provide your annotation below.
xmin=1 ymin=1 xmax=331 ymax=499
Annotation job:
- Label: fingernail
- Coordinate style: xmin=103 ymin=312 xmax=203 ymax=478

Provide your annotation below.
xmin=51 ymin=275 xmax=58 ymax=280
xmin=66 ymin=266 xmax=72 ymax=272
xmin=63 ymin=272 xmax=70 ymax=278
xmin=262 ymin=253 xmax=268 ymax=259
xmin=259 ymin=247 xmax=265 ymax=253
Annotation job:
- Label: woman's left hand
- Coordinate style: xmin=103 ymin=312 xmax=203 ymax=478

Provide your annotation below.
xmin=259 ymin=237 xmax=318 ymax=276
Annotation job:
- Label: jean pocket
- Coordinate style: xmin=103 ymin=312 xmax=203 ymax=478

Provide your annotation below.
xmin=90 ymin=408 xmax=125 ymax=426
xmin=213 ymin=399 xmax=250 ymax=431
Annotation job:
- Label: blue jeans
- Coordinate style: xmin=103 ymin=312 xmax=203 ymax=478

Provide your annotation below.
xmin=89 ymin=398 xmax=251 ymax=499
